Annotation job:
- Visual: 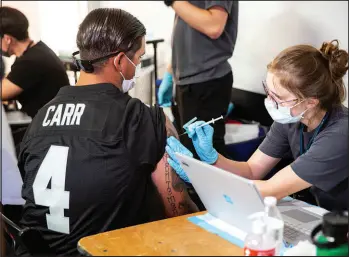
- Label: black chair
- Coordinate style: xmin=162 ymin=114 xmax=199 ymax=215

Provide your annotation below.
xmin=1 ymin=212 xmax=55 ymax=256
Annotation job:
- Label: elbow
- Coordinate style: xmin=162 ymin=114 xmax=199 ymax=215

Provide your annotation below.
xmin=206 ymin=25 xmax=224 ymax=40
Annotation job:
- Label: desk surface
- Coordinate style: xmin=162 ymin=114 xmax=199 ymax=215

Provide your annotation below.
xmin=6 ymin=111 xmax=32 ymax=125
xmin=78 ymin=212 xmax=243 ymax=256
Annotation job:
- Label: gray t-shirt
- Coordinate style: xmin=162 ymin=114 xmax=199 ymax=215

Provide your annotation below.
xmin=259 ymin=106 xmax=348 ymax=198
xmin=172 ymin=1 xmax=239 ymax=86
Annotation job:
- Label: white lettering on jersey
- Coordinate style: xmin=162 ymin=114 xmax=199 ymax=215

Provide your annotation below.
xmin=33 ymin=145 xmax=70 ymax=234
xmin=60 ymin=104 xmax=75 ymax=126
xmin=42 ymin=103 xmax=86 ymax=127
xmin=70 ymin=104 xmax=85 ymax=125
xmin=42 ymin=106 xmax=56 ymax=127
xmin=50 ymin=104 xmax=63 ymax=126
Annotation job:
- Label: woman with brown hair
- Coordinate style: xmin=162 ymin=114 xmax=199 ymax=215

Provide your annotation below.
xmin=166 ymin=40 xmax=348 ymax=210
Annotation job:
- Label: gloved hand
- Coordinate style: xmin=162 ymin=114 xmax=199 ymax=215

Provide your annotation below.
xmin=187 ymin=121 xmax=218 ymax=164
xmin=158 ymin=71 xmax=173 ymax=107
xmin=165 ymin=136 xmax=193 ymax=183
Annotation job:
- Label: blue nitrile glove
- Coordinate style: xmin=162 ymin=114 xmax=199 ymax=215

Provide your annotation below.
xmin=165 ymin=136 xmax=194 ymax=183
xmin=158 ymin=72 xmax=173 ymax=107
xmin=187 ymin=121 xmax=218 ymax=164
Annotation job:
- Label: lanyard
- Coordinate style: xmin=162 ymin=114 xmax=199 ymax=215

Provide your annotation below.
xmin=299 ymin=112 xmax=329 ymax=155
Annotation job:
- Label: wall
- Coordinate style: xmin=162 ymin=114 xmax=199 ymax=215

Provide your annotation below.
xmin=230 ymin=1 xmax=348 ymax=102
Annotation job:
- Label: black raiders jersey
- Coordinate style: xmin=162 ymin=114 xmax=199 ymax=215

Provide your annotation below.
xmin=17 ymin=83 xmax=167 ymax=255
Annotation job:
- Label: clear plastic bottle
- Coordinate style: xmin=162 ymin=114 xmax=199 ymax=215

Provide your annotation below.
xmin=244 ymin=218 xmax=276 ymax=256
xmin=264 ymin=197 xmax=284 ymax=256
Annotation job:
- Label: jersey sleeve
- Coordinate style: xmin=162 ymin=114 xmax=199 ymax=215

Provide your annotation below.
xmin=258 ymin=122 xmax=290 ymax=159
xmin=6 ymin=58 xmax=42 ymax=91
xmin=123 ymin=99 xmax=167 ymax=170
xmin=291 ymin=131 xmax=348 ymax=192
xmin=204 ymin=0 xmax=234 ymax=15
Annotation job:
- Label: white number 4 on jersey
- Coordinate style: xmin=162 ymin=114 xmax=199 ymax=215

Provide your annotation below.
xmin=33 ymin=145 xmax=70 ymax=234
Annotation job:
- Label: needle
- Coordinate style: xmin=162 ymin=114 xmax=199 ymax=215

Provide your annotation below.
xmin=179 ymin=115 xmax=224 ymax=137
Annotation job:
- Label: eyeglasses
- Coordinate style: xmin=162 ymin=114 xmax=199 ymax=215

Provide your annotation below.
xmin=262 ymin=81 xmax=299 ymax=109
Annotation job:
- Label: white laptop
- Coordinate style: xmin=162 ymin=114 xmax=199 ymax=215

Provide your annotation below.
xmin=175 ymin=153 xmax=327 ymax=245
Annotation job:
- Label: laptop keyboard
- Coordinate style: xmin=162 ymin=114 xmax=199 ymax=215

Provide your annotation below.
xmin=284 ymin=221 xmax=310 ymax=244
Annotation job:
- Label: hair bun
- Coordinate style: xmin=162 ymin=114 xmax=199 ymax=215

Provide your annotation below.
xmin=320 ymin=40 xmax=348 ymax=81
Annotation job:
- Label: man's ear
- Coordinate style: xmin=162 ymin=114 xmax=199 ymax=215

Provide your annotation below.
xmin=3 ymin=34 xmax=12 ymax=44
xmin=112 ymin=52 xmax=125 ymax=72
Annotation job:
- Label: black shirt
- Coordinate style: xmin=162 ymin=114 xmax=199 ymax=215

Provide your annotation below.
xmin=7 ymin=41 xmax=69 ymax=118
xmin=17 ymin=83 xmax=167 ymax=255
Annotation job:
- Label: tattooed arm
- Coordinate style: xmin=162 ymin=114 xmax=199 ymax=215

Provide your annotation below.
xmin=151 ymin=115 xmax=199 ymax=217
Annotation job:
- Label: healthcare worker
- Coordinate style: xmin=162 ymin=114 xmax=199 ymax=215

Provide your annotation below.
xmin=166 ymin=40 xmax=348 ymax=211
xmin=158 ymin=1 xmax=239 ymax=158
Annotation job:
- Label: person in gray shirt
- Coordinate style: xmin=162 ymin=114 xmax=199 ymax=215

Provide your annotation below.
xmin=166 ymin=39 xmax=348 ymax=211
xmin=158 ymin=0 xmax=238 ymax=160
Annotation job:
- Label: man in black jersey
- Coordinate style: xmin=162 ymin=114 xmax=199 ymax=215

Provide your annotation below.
xmin=17 ymin=8 xmax=197 ymax=256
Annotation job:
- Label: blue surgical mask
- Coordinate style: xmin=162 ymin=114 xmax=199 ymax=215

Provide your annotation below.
xmin=264 ymin=98 xmax=308 ymax=124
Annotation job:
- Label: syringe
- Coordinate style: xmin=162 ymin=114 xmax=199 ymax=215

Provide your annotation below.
xmin=179 ymin=115 xmax=224 ymax=137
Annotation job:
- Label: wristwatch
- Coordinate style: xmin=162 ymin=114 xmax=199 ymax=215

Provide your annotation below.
xmin=164 ymin=0 xmax=174 ymax=7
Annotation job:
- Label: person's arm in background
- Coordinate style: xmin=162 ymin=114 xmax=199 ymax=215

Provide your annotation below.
xmin=168 ymin=1 xmax=229 ymax=39
xmin=1 ymin=78 xmax=23 ymax=100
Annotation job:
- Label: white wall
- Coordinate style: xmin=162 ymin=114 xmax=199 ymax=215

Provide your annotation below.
xmin=230 ymin=1 xmax=348 ymax=105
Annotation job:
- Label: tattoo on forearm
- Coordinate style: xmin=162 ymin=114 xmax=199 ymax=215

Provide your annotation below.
xmin=164 ymin=153 xmax=179 ymax=216
xmin=164 ymin=116 xmax=195 ymax=215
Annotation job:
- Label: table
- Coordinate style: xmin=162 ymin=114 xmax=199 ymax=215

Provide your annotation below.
xmin=78 ymin=212 xmax=243 ymax=256
xmin=6 ymin=111 xmax=32 ymax=126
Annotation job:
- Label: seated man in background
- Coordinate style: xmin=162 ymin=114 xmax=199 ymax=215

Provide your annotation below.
xmin=0 ymin=7 xmax=69 ymax=118
xmin=17 ymin=8 xmax=197 ymax=256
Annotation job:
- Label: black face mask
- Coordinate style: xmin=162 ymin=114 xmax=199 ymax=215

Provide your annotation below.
xmin=1 ymin=42 xmax=11 ymax=57
xmin=1 ymin=49 xmax=11 ymax=58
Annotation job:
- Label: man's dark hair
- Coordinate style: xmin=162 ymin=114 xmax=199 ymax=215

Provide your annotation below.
xmin=0 ymin=7 xmax=29 ymax=40
xmin=77 ymin=8 xmax=146 ymax=66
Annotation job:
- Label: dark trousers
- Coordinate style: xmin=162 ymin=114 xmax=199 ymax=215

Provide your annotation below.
xmin=175 ymin=71 xmax=233 ymax=158
xmin=175 ymin=72 xmax=233 ymax=210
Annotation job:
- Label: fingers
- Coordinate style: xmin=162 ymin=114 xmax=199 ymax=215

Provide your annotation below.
xmin=166 ymin=136 xmax=193 ymax=158
xmin=168 ymin=158 xmax=190 ymax=183
xmin=202 ymin=124 xmax=214 ymax=137
xmin=165 ymin=145 xmax=179 ymax=164
xmin=187 ymin=121 xmax=205 ymax=138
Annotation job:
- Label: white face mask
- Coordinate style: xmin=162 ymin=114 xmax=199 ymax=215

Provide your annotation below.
xmin=264 ymin=98 xmax=308 ymax=124
xmin=121 ymin=78 xmax=136 ymax=93
xmin=115 ymin=55 xmax=142 ymax=93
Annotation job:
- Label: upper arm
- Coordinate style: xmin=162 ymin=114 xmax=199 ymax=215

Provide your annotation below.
xmin=251 ymin=122 xmax=291 ymax=179
xmin=1 ymin=78 xmax=23 ymax=100
xmin=151 ymin=115 xmax=198 ymax=217
xmin=247 ymin=149 xmax=281 ymax=180
xmin=254 ymin=165 xmax=312 ymax=200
